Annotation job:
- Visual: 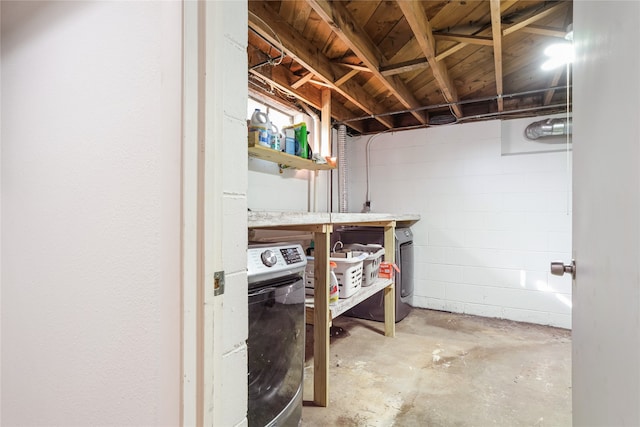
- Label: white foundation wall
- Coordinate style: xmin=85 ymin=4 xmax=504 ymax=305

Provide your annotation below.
xmin=213 ymin=1 xmax=249 ymax=425
xmin=348 ymin=118 xmax=573 ymax=329
xmin=1 ymin=2 xmax=181 ymax=424
xmin=248 ymin=162 xmax=319 ymax=211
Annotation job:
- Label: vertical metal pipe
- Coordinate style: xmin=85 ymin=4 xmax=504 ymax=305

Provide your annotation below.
xmin=337 ymin=125 xmax=348 ymax=212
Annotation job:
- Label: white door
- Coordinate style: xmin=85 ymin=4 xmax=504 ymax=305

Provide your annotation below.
xmin=571 ymin=1 xmax=640 ymax=425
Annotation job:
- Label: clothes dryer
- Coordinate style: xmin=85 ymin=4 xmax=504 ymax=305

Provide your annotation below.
xmin=334 ymin=227 xmax=414 ymax=322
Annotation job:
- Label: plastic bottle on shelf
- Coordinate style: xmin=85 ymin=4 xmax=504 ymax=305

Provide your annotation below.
xmin=269 ymin=123 xmax=281 ymax=151
xmin=329 ymin=261 xmax=339 ymax=304
xmin=249 ymin=109 xmax=271 ymax=148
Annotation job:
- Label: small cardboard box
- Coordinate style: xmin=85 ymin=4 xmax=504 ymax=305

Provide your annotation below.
xmin=378 ymin=262 xmax=400 ymax=279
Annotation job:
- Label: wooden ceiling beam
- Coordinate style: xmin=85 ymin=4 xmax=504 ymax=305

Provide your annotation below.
xmin=334 ymin=69 xmax=360 ymax=87
xmin=433 ymin=33 xmax=494 ymax=46
xmin=490 ymin=0 xmax=504 ymax=112
xmin=397 ymin=0 xmax=463 ymax=118
xmin=291 ymin=72 xmax=315 ymax=89
xmin=500 ymin=0 xmax=519 ymax=14
xmin=520 ymin=25 xmax=569 ymax=39
xmin=335 ymin=63 xmax=373 ymax=73
xmin=249 ymin=66 xmax=365 ymax=134
xmin=307 ymin=0 xmax=428 ymax=124
xmin=379 ymin=63 xmax=424 ymax=77
xmin=309 ymin=79 xmax=333 ymax=88
xmin=543 ymin=67 xmax=565 ymax=105
xmin=380 ymin=58 xmax=430 ymax=76
xmin=503 ymin=2 xmax=568 ymax=37
xmin=435 ymin=43 xmax=468 ymax=62
xmin=543 ymin=6 xmax=573 ymax=106
xmin=248 ymin=2 xmax=394 ymax=129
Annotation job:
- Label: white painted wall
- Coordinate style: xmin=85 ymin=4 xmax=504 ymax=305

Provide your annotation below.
xmin=248 ymin=161 xmax=315 ymax=211
xmin=347 ymin=117 xmax=573 ymax=329
xmin=1 ymin=1 xmax=181 ymax=424
xmin=207 ymin=1 xmax=249 ymax=425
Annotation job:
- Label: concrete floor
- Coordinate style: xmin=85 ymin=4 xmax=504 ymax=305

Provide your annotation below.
xmin=302 ymin=308 xmax=571 ymax=426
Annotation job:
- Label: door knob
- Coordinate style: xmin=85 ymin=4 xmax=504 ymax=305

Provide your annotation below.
xmin=550 ymin=259 xmax=576 ymax=279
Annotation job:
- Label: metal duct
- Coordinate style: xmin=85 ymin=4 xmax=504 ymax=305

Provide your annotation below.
xmin=525 ymin=117 xmax=572 ymax=140
xmin=337 ymin=125 xmax=348 ymax=213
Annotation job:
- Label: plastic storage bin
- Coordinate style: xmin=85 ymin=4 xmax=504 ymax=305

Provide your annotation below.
xmin=343 ymin=244 xmax=385 ymax=287
xmin=306 ymin=254 xmax=366 ymax=299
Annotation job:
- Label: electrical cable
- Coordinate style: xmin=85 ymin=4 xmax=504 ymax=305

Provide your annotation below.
xmin=364 ymin=129 xmax=394 ymax=212
xmin=249 ymin=11 xmax=285 ymax=66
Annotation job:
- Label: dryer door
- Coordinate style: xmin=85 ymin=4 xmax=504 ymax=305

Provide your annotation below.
xmin=247 ymin=276 xmax=304 ymax=427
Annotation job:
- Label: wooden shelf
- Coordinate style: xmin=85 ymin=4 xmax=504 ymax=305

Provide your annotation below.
xmin=248 ymin=133 xmax=335 ymax=171
xmin=305 ymin=278 xmax=393 ymax=323
xmin=246 ymin=209 xmax=403 ymax=407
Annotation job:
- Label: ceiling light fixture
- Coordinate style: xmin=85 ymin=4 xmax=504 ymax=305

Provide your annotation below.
xmin=564 ymin=23 xmax=574 ymax=41
xmin=541 ymin=42 xmax=574 ymax=71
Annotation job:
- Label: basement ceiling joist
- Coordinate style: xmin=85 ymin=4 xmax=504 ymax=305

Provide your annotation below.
xmin=247 ymin=0 xmax=573 ymax=135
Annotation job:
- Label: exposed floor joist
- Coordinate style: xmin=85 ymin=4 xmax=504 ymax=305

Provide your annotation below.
xmin=433 ymin=33 xmax=494 ymax=46
xmin=397 ymin=0 xmax=463 ymax=118
xmin=307 ymin=0 xmax=428 ymax=125
xmin=291 ymin=72 xmax=315 ymax=90
xmin=248 ymin=2 xmax=394 ymax=129
xmin=503 ymin=2 xmax=569 ymax=37
xmin=490 ymin=0 xmax=504 ymax=112
xmin=380 ymin=58 xmax=430 ymax=76
xmin=247 ymin=0 xmax=572 ymax=135
xmin=520 ymin=25 xmax=569 ymax=38
xmin=436 ymin=43 xmax=468 ymax=62
xmin=249 ymin=66 xmax=365 ymax=134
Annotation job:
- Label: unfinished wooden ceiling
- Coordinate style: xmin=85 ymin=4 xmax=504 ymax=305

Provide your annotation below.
xmin=248 ymin=0 xmax=573 ymax=135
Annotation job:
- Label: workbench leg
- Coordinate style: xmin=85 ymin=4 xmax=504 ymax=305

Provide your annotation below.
xmin=313 ymin=227 xmax=331 ymax=406
xmin=383 ymin=225 xmax=396 ymax=337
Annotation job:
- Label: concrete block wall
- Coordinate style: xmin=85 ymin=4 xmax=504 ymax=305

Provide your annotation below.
xmin=216 ymin=1 xmax=249 ymax=425
xmin=347 ymin=118 xmax=573 ymax=329
xmin=248 ymin=162 xmax=313 ymax=211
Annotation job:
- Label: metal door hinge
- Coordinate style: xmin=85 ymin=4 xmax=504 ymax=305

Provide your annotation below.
xmin=214 ymin=271 xmax=225 ymax=296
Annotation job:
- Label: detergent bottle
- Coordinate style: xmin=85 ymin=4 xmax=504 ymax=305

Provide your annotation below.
xmin=269 ymin=122 xmax=281 ymax=151
xmin=249 ymin=109 xmax=271 ymax=147
xmin=329 ymin=261 xmax=339 ymax=304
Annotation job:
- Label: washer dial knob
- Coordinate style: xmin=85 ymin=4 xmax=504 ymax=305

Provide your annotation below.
xmin=260 ymin=249 xmax=277 ymax=267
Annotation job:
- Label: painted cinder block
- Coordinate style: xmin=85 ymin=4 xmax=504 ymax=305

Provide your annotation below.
xmin=220 ymin=344 xmax=248 ymax=427
xmin=222 ymin=116 xmax=249 ymax=196
xmin=463 ymin=302 xmax=504 ymax=319
xmin=417 ymin=279 xmax=447 ymax=299
xmin=426 ymin=263 xmax=464 ymax=283
xmin=221 ymin=271 xmax=249 ymax=354
xmin=502 ymin=307 xmax=571 ymax=329
xmin=339 ymin=120 xmax=572 ymax=328
xmin=223 ymin=38 xmax=249 ymax=121
xmin=222 ymin=196 xmax=248 ymax=274
xmin=221 ymin=1 xmax=248 ymax=48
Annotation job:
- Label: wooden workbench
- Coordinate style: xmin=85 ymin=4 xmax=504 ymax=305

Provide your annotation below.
xmin=248 ymin=211 xmax=420 ymax=407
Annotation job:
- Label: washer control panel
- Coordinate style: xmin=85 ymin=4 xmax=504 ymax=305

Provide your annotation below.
xmin=247 ymin=244 xmax=307 ymax=278
xmin=280 ymin=247 xmax=303 ymax=264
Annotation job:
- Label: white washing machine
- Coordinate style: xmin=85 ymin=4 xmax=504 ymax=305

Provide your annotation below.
xmin=247 ymin=243 xmax=306 ymax=427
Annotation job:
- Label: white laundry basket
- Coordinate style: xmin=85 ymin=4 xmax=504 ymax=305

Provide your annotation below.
xmin=343 ymin=244 xmax=385 ymax=287
xmin=306 ymin=253 xmax=366 ymax=298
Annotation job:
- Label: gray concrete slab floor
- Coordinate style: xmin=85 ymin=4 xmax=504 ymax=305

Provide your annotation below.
xmin=302 ymin=308 xmax=571 ymax=426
